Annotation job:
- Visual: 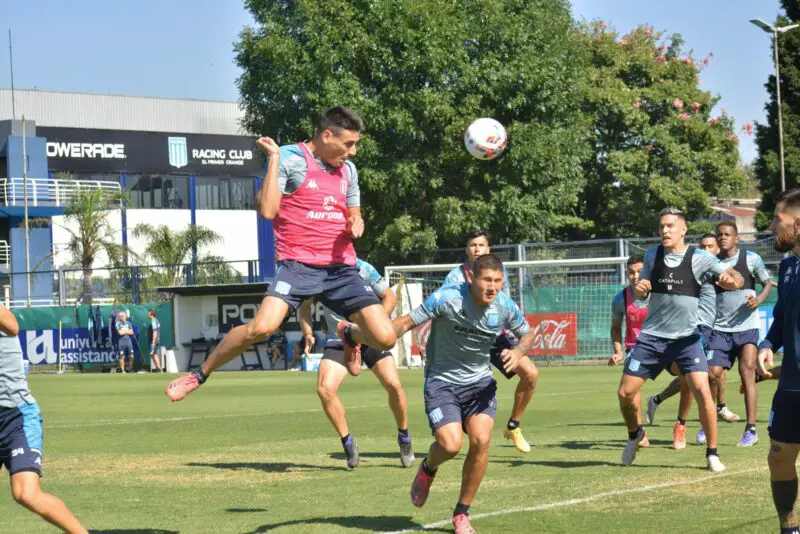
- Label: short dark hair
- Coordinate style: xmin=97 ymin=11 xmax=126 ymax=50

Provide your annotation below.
xmin=316 ymin=107 xmax=364 ymax=135
xmin=699 ymin=233 xmax=717 ymax=241
xmin=472 ymin=253 xmax=504 ymax=276
xmin=715 ymin=221 xmax=738 ymax=234
xmin=776 ymin=188 xmax=800 ymax=212
xmin=466 ymin=229 xmax=490 ymax=245
xmin=626 ymin=255 xmax=644 ymax=267
xmin=148 ymin=309 xmax=156 ymax=315
xmin=658 ymin=207 xmax=686 ymax=222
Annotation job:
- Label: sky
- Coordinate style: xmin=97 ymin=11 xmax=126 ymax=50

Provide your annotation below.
xmin=0 ymin=0 xmax=788 ymax=163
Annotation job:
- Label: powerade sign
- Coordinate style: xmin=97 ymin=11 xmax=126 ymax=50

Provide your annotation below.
xmin=38 ymin=127 xmax=262 ymax=175
xmin=20 ymin=327 xmax=139 ymax=366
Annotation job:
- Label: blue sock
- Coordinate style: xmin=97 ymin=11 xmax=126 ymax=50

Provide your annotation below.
xmin=398 ymin=428 xmax=411 ymax=443
xmin=341 ymin=434 xmax=352 ymax=447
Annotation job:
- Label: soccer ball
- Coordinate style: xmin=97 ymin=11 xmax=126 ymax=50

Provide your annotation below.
xmin=464 ymin=118 xmax=508 ymax=160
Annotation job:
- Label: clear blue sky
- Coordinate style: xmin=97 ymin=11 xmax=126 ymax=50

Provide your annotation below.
xmin=0 ymin=0 xmax=787 ymax=162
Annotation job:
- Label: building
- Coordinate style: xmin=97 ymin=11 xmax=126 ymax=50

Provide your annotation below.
xmin=0 ymin=88 xmax=274 ymax=306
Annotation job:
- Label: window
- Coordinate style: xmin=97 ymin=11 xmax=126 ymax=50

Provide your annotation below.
xmin=127 ymin=175 xmax=189 ymax=209
xmin=195 ymin=176 xmax=255 ymax=210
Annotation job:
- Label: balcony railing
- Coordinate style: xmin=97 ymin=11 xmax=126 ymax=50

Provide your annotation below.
xmin=0 ymin=241 xmax=9 ymax=267
xmin=0 ymin=178 xmax=122 ymax=207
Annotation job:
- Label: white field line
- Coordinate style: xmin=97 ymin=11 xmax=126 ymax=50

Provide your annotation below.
xmin=382 ymin=467 xmax=765 ymax=533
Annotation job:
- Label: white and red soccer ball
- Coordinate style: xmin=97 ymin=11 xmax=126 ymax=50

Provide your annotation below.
xmin=464 ymin=118 xmax=508 ymax=160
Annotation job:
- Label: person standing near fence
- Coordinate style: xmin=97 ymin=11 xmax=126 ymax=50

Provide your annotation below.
xmin=116 ymin=311 xmax=135 ymax=374
xmin=147 ymin=310 xmax=164 ymax=373
xmin=0 ymin=306 xmax=87 ymax=533
xmin=608 ymin=255 xmax=651 ymax=448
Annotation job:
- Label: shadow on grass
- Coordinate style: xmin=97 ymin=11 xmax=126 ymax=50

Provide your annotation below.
xmin=496 ymin=458 xmax=708 ymax=470
xmin=706 ymin=517 xmax=775 ymax=533
xmin=554 ymin=438 xmax=673 ymax=450
xmin=245 ymin=515 xmax=430 ymax=533
xmin=187 ymin=461 xmax=347 ymax=473
xmin=90 ymin=530 xmax=179 ymax=534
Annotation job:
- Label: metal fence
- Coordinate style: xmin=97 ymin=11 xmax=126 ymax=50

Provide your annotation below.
xmin=404 ymin=233 xmax=783 ymax=272
xmin=5 ymin=258 xmax=266 ymax=307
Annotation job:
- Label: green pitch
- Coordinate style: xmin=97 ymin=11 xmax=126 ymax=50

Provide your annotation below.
xmin=0 ymin=367 xmax=780 ymax=533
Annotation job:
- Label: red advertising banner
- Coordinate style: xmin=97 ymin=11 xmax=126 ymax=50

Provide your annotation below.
xmin=524 ymin=313 xmax=579 ymax=356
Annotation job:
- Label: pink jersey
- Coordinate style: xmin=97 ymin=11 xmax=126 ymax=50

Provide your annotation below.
xmin=272 ymin=143 xmax=357 ymax=266
xmin=624 ymin=286 xmax=648 ymax=349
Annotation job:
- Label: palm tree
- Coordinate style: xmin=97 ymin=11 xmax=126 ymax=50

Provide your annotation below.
xmin=132 ymin=224 xmax=239 ymax=287
xmin=59 ymin=187 xmax=127 ymax=305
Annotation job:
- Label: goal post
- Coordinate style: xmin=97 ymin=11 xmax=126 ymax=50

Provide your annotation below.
xmin=387 ymin=256 xmax=630 ymax=367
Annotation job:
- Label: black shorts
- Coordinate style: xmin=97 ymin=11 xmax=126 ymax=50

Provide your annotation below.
xmin=0 ymin=404 xmax=43 ymax=477
xmin=322 ymin=345 xmax=392 ymax=370
xmin=265 ymin=260 xmax=381 ymax=317
xmin=768 ymin=389 xmax=800 ymax=444
xmin=423 ymin=375 xmax=497 ymax=434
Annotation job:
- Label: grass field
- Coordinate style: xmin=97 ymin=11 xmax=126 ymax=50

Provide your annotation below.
xmin=0 ymin=366 xmax=782 ymax=533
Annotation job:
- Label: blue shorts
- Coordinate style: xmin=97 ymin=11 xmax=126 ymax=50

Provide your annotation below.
xmin=0 ymin=404 xmax=43 ymax=477
xmin=149 ymin=344 xmax=158 ymax=355
xmin=708 ymin=329 xmax=760 ymax=370
xmin=768 ymin=389 xmax=800 ymax=444
xmin=266 ymin=260 xmax=381 ymax=316
xmin=697 ymin=325 xmax=713 ymax=352
xmin=424 ymin=376 xmax=497 ymax=434
xmin=624 ymin=332 xmax=708 ymax=380
xmin=118 ymin=338 xmax=134 ymax=356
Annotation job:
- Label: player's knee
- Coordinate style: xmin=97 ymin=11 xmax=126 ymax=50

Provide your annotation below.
xmin=244 ymin=320 xmax=272 ymax=344
xmin=519 ymin=363 xmax=538 ymax=386
xmin=11 ymin=481 xmax=39 ymax=508
xmin=383 ymin=379 xmax=403 ymax=397
xmin=469 ymin=432 xmax=492 ymax=451
xmin=317 ymin=383 xmax=338 ymax=403
xmin=439 ymin=436 xmax=463 ymax=456
xmin=617 ymin=386 xmax=636 ymax=404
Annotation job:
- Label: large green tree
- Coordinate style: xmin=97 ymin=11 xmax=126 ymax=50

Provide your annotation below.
xmin=576 ymin=22 xmax=748 ymax=238
xmin=236 ymin=0 xmax=591 ymax=264
xmin=754 ymin=2 xmax=800 ymax=228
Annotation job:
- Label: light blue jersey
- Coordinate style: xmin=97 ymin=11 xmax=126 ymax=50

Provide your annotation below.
xmin=0 ymin=333 xmax=35 ymax=409
xmin=410 ymin=284 xmax=530 ymax=385
xmin=640 ymin=247 xmax=728 ymax=339
xmin=274 ymin=144 xmax=360 ymax=207
xmin=697 ymin=282 xmax=717 ymax=328
xmin=714 ymin=250 xmax=771 ymax=332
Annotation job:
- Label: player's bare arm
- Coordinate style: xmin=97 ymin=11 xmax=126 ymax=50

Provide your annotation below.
xmin=0 ymin=306 xmax=19 ymax=336
xmin=256 ymin=136 xmax=281 ymax=220
xmin=746 ymin=278 xmax=773 ymax=309
xmin=501 ymin=330 xmax=536 ymax=374
xmin=609 ymin=318 xmax=624 ymax=366
xmin=634 ymin=279 xmax=651 ymax=299
xmin=346 ymin=207 xmax=364 ymax=239
xmin=716 ymin=267 xmax=744 ymax=290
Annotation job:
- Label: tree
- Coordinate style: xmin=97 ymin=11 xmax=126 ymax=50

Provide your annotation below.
xmin=236 ymin=0 xmax=591 ymax=264
xmin=131 ymin=224 xmax=239 ymax=288
xmin=57 ymin=186 xmax=127 ymax=305
xmin=754 ymin=2 xmax=800 ymax=228
xmin=576 ymin=22 xmax=748 ymax=238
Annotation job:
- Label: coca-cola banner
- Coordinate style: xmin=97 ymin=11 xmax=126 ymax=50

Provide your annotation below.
xmin=524 ymin=313 xmax=579 ymax=357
